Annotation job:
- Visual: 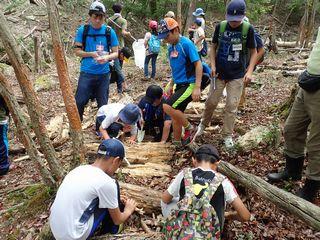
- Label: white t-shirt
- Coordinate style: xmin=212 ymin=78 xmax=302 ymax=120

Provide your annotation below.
xmin=144 ymin=32 xmax=151 ymax=55
xmin=194 ymin=27 xmax=205 ymax=51
xmin=49 ymin=165 xmax=118 ymax=240
xmin=97 ymin=103 xmax=138 ymax=135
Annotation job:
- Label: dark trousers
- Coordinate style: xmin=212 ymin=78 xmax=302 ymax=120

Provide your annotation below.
xmin=144 ymin=54 xmax=158 ymax=79
xmin=113 ymin=59 xmax=125 ymax=93
xmin=96 ymin=116 xmax=123 ymax=138
xmin=75 ymin=72 xmax=110 ymax=121
xmin=0 ymin=124 xmax=9 ymax=176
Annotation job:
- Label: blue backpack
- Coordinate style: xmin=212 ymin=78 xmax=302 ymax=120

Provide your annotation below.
xmin=148 ymin=34 xmax=161 ymax=54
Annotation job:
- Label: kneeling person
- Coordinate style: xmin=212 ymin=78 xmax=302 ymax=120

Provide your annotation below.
xmin=50 ymin=139 xmax=137 ymax=240
xmin=96 ymin=103 xmax=140 ymax=144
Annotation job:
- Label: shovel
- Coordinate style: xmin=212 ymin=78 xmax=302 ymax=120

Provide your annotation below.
xmin=137 ymin=125 xmax=145 ymax=143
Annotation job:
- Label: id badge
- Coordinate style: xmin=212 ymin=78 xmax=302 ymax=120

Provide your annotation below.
xmin=232 ymin=44 xmax=242 ymax=51
xmin=170 ymin=50 xmax=179 ymax=58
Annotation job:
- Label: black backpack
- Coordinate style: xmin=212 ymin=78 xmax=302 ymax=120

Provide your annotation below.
xmin=81 ymin=24 xmax=112 ymax=52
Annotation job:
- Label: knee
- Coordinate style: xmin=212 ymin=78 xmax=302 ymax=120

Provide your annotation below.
xmin=163 ymin=104 xmax=171 ymax=114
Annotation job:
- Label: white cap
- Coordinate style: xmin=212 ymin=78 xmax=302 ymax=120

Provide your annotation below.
xmin=89 ymin=1 xmax=106 ymax=14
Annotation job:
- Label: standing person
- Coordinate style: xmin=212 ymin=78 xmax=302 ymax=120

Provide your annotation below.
xmin=0 ymin=95 xmax=10 ymax=176
xmin=195 ymin=0 xmax=257 ymax=149
xmin=73 ymin=1 xmax=119 ymax=121
xmin=193 ymin=18 xmax=205 ymax=59
xmin=192 ymin=8 xmax=206 ymax=30
xmin=164 ymin=11 xmax=175 ymax=19
xmin=267 ymin=28 xmax=320 ymax=203
xmin=144 ymin=21 xmax=161 ymax=80
xmin=158 ymin=18 xmax=202 ymax=147
xmin=50 ymin=139 xmax=137 ymax=239
xmin=161 ymin=144 xmax=250 ymax=239
xmin=108 ymin=3 xmax=132 ymax=92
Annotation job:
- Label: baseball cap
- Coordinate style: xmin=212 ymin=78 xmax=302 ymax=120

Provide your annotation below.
xmin=118 ymin=103 xmax=141 ymax=125
xmin=97 ymin=139 xmax=125 ymax=160
xmin=158 ymin=18 xmax=179 ymax=40
xmin=165 ymin=11 xmax=175 ymax=18
xmin=89 ymin=1 xmax=106 ymax=14
xmin=145 ymin=85 xmax=163 ymax=103
xmin=193 ymin=8 xmax=205 ymax=17
xmin=195 ymin=144 xmax=220 ymax=163
xmin=194 ymin=18 xmax=202 ymax=26
xmin=226 ymin=0 xmax=246 ymax=22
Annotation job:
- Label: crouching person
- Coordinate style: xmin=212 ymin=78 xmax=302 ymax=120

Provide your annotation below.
xmin=161 ymin=144 xmax=250 ymax=239
xmin=96 ymin=103 xmax=140 ymax=144
xmin=50 ymin=139 xmax=137 ymax=239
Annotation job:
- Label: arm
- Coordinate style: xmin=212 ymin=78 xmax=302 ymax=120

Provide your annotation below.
xmin=209 ymin=43 xmax=217 ymax=77
xmin=108 ymin=199 xmax=137 ymax=225
xmin=244 ymin=48 xmax=257 ymax=84
xmin=194 ymin=35 xmax=205 ymax=45
xmin=192 ymin=60 xmax=202 ymax=102
xmin=225 ymin=197 xmax=251 ymax=222
xmin=99 ymin=126 xmax=111 ymax=140
xmin=73 ymin=43 xmax=99 ymax=59
xmin=255 ymin=47 xmax=265 ymax=65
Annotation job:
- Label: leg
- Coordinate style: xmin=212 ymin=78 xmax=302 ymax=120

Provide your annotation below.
xmin=163 ymin=105 xmax=185 ymax=142
xmin=238 ymin=83 xmax=247 ymax=109
xmin=75 ymin=72 xmax=94 ymax=121
xmin=150 ymin=54 xmax=158 ymax=79
xmin=113 ymin=59 xmax=124 ymax=93
xmin=161 ymin=119 xmax=172 ymax=143
xmin=95 ymin=116 xmax=106 ymax=132
xmin=96 ymin=74 xmax=110 ymax=109
xmin=222 ymin=78 xmax=243 ymax=137
xmin=0 ymin=124 xmax=10 ymax=176
xmin=144 ymin=55 xmax=151 ymax=77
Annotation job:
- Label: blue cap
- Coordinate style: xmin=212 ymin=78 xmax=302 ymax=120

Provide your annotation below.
xmin=194 ymin=18 xmax=202 ymax=26
xmin=193 ymin=8 xmax=205 ymax=17
xmin=97 ymin=139 xmax=125 ymax=159
xmin=226 ymin=0 xmax=246 ymax=22
xmin=118 ymin=103 xmax=141 ymax=125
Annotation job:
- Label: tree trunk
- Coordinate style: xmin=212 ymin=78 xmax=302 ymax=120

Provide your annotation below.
xmin=177 ymin=0 xmax=182 ymax=28
xmin=45 ymin=0 xmax=85 ymax=169
xmin=268 ymin=1 xmax=279 ymax=53
xmin=149 ymin=0 xmax=157 ymax=16
xmin=183 ymin=0 xmax=196 ymax=35
xmin=219 ymin=161 xmax=320 ymax=231
xmin=0 ymin=12 xmax=65 ymax=181
xmin=0 ymin=73 xmax=56 ymax=188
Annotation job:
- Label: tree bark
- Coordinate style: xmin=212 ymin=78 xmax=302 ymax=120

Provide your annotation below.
xmin=0 ymin=12 xmax=65 ymax=181
xmin=298 ymin=0 xmax=318 ymax=47
xmin=0 ymin=73 xmax=56 ymax=188
xmin=183 ymin=0 xmax=196 ymax=35
xmin=177 ymin=0 xmax=182 ymax=28
xmin=45 ymin=0 xmax=85 ymax=168
xmin=219 ymin=161 xmax=320 ymax=231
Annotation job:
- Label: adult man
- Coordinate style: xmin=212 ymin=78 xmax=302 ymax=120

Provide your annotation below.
xmin=267 ymin=28 xmax=320 ymax=203
xmin=158 ymin=18 xmax=202 ymax=147
xmin=195 ymin=0 xmax=257 ymax=148
xmin=74 ymin=1 xmax=119 ymax=121
xmin=50 ymin=139 xmax=137 ymax=239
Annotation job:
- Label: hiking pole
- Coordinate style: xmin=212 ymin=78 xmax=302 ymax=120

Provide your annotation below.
xmin=108 ymin=18 xmax=137 ymax=42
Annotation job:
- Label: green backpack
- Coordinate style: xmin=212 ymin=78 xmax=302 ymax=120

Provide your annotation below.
xmin=162 ymin=168 xmax=225 ymax=240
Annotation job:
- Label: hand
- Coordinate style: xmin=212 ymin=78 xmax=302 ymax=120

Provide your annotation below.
xmin=95 ymin=55 xmax=110 ymax=64
xmin=125 ymin=198 xmax=137 ymax=214
xmin=123 ymin=125 xmax=132 ymax=133
xmin=192 ymin=86 xmax=201 ymax=102
xmin=210 ymin=65 xmax=216 ymax=78
xmin=244 ymin=72 xmax=253 ymax=84
xmin=165 ymin=84 xmax=173 ymax=96
xmin=91 ymin=51 xmax=99 ymax=58
xmin=128 ymin=138 xmax=136 ymax=145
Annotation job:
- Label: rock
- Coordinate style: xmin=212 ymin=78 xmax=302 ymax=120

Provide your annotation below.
xmin=34 ymin=75 xmax=56 ymax=92
xmin=0 ymin=63 xmax=14 ymax=76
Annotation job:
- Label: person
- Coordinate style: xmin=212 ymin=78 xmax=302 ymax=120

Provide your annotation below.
xmin=0 ymin=95 xmax=10 ymax=176
xmin=144 ymin=21 xmax=160 ymax=80
xmin=267 ymin=27 xmax=320 ymax=203
xmin=238 ymin=16 xmax=265 ymax=110
xmin=49 ymin=139 xmax=137 ymax=240
xmin=138 ymin=85 xmax=172 ymax=142
xmin=164 ymin=11 xmax=175 ymax=19
xmin=73 ymin=1 xmax=119 ymax=121
xmin=96 ymin=103 xmax=140 ymax=144
xmin=158 ymin=18 xmax=202 ymax=147
xmin=161 ymin=144 xmax=251 ymax=239
xmin=195 ymin=0 xmax=257 ymax=149
xmin=108 ymin=3 xmax=132 ymax=92
xmin=192 ymin=8 xmax=206 ymax=30
xmin=193 ymin=18 xmax=205 ymax=59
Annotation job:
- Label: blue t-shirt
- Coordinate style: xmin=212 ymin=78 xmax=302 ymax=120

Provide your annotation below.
xmin=75 ymin=24 xmax=119 ymax=74
xmin=168 ymin=36 xmax=200 ymax=84
xmin=255 ymin=31 xmax=263 ymax=49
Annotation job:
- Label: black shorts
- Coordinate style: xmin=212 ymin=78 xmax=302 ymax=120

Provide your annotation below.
xmin=165 ymin=83 xmax=195 ymax=112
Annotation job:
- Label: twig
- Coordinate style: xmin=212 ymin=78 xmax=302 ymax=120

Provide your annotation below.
xmin=140 ymin=218 xmax=153 ymax=234
xmin=23 ymin=26 xmax=38 ymax=40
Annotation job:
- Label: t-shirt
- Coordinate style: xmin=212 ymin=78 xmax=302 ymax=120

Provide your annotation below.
xmin=108 ymin=14 xmax=128 ymax=48
xmin=49 ymin=165 xmax=118 ymax=240
xmin=255 ymin=31 xmax=264 ymax=49
xmin=0 ymin=96 xmax=8 ymax=124
xmin=167 ymin=167 xmax=238 ymax=229
xmin=75 ymin=24 xmax=119 ymax=75
xmin=168 ymin=36 xmax=200 ymax=84
xmin=138 ymin=96 xmax=170 ymax=123
xmin=212 ymin=22 xmax=256 ymax=80
xmin=194 ymin=27 xmax=205 ymax=51
xmin=97 ymin=103 xmax=137 ymax=135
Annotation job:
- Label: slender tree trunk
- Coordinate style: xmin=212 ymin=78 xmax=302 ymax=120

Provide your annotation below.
xmin=45 ymin=0 xmax=85 ymax=168
xmin=298 ymin=0 xmax=318 ymax=47
xmin=183 ymin=0 xmax=196 ymax=35
xmin=0 ymin=12 xmax=65 ymax=181
xmin=149 ymin=0 xmax=157 ymax=16
xmin=177 ymin=0 xmax=182 ymax=28
xmin=0 ymin=73 xmax=56 ymax=188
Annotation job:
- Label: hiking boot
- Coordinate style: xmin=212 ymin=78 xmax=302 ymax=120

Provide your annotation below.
xmin=224 ymin=136 xmax=234 ymax=149
xmin=267 ymin=155 xmax=304 ymax=183
xmin=182 ymin=126 xmax=196 ymax=146
xmin=297 ymin=179 xmax=320 ymax=203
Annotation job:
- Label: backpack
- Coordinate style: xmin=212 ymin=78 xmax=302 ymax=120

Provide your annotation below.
xmin=148 ymin=34 xmax=161 ymax=54
xmin=81 ymin=24 xmax=111 ymax=52
xmin=200 ymin=40 xmax=208 ymax=57
xmin=162 ymin=168 xmax=225 ymax=240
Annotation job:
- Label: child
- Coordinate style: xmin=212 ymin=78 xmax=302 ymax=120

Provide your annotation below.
xmin=193 ymin=18 xmax=205 ymax=59
xmin=0 ymin=95 xmax=10 ymax=176
xmin=96 ymin=103 xmax=140 ymax=144
xmin=144 ymin=20 xmax=160 ymax=80
xmin=161 ymin=144 xmax=251 ymax=239
xmin=138 ymin=85 xmax=172 ymax=143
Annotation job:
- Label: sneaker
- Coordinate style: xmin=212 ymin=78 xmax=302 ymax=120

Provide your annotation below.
xmin=224 ymin=136 xmax=234 ymax=149
xmin=194 ymin=123 xmax=205 ymax=137
xmin=182 ymin=126 xmax=196 ymax=146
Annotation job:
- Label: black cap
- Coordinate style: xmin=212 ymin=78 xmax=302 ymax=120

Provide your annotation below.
xmin=120 ymin=47 xmax=132 ymax=59
xmin=145 ymin=85 xmax=163 ymax=103
xmin=195 ymin=144 xmax=220 ymax=162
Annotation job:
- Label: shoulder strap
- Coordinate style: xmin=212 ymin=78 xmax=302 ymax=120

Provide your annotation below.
xmin=183 ymin=168 xmax=194 ymax=196
xmin=82 ymin=24 xmax=90 ymax=51
xmin=178 ymin=42 xmax=187 ymax=58
xmin=217 ymin=20 xmax=228 ymax=52
xmin=205 ymin=172 xmax=225 ymax=201
xmin=105 ymin=26 xmax=111 ymax=52
xmin=241 ymin=21 xmax=250 ymax=53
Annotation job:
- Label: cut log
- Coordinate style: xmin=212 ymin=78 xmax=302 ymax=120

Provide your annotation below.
xmin=119 ymin=182 xmax=161 ymax=214
xmin=282 ymin=69 xmax=305 ymax=77
xmin=219 ymin=161 xmax=320 ymax=230
xmin=276 ymin=41 xmax=297 ymax=48
xmin=120 ymin=163 xmax=171 ymax=177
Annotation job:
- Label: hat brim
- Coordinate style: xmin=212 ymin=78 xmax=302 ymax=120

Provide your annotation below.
xmin=118 ymin=110 xmax=134 ymax=125
xmin=226 ymin=14 xmax=244 ymax=22
xmin=157 ymin=31 xmax=170 ymax=39
xmin=193 ymin=12 xmax=205 ymax=17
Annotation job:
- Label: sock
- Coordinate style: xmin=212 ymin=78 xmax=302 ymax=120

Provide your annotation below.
xmin=172 ymin=140 xmax=182 ymax=146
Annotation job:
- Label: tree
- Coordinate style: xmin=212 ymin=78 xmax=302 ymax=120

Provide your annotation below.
xmin=177 ymin=0 xmax=182 ymax=27
xmin=183 ymin=0 xmax=196 ymax=35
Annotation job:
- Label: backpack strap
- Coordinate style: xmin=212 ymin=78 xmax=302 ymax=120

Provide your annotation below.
xmin=81 ymin=24 xmax=111 ymax=52
xmin=82 ymin=24 xmax=90 ymax=51
xmin=105 ymin=26 xmax=111 ymax=52
xmin=183 ymin=168 xmax=194 ymax=196
xmin=217 ymin=20 xmax=228 ymax=53
xmin=204 ymin=172 xmax=225 ymax=201
xmin=241 ymin=21 xmax=250 ymax=54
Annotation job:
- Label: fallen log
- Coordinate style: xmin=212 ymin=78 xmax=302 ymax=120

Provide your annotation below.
xmin=282 ymin=69 xmax=305 ymax=77
xmin=219 ymin=161 xmax=320 ymax=230
xmin=120 ymin=163 xmax=171 ymax=177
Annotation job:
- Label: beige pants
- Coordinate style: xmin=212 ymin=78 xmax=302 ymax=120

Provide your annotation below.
xmin=202 ymin=78 xmax=243 ymax=137
xmin=284 ymin=88 xmax=320 ymax=180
